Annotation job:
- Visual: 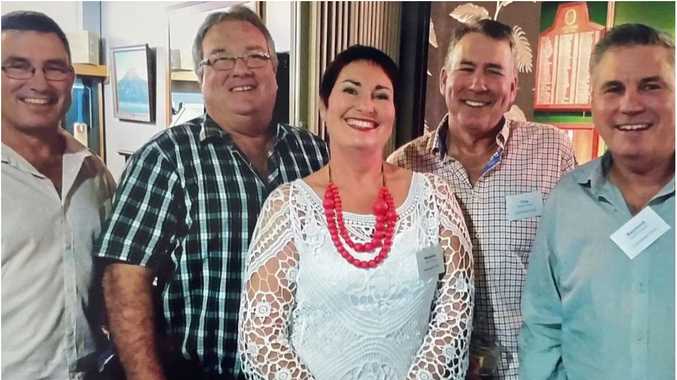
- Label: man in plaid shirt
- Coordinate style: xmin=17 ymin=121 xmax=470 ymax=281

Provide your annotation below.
xmin=388 ymin=20 xmax=575 ymax=379
xmin=96 ymin=7 xmax=327 ymax=380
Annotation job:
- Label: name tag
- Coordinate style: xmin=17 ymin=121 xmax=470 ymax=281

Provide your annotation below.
xmin=505 ymin=191 xmax=543 ymax=221
xmin=417 ymin=245 xmax=445 ymax=281
xmin=610 ymin=206 xmax=670 ymax=260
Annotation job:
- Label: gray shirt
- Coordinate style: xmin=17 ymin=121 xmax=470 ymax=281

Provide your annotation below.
xmin=2 ymin=132 xmax=116 ymax=379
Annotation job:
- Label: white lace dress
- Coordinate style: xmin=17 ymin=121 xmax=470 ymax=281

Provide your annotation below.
xmin=238 ymin=172 xmax=474 ymax=380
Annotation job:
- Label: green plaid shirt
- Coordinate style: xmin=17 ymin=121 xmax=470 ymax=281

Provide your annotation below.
xmin=96 ymin=114 xmax=328 ymax=377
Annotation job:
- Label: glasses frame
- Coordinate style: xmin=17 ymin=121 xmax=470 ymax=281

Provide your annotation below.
xmin=1 ymin=64 xmax=74 ymax=81
xmin=198 ymin=51 xmax=272 ymax=72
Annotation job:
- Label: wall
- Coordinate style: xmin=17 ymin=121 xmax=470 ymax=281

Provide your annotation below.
xmin=425 ymin=2 xmax=542 ymax=131
xmin=1 ymin=2 xmax=81 ymax=32
xmin=101 ymin=2 xmax=170 ymax=179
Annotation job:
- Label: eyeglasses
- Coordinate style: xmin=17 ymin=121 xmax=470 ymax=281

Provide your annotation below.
xmin=199 ymin=51 xmax=271 ymax=71
xmin=2 ymin=62 xmax=74 ymax=81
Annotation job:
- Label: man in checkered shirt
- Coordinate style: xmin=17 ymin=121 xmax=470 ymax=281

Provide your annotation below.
xmin=96 ymin=7 xmax=327 ymax=380
xmin=388 ymin=19 xmax=575 ymax=379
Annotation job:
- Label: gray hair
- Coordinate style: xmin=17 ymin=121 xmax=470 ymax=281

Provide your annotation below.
xmin=443 ymin=19 xmax=516 ymax=70
xmin=590 ymin=23 xmax=674 ymax=74
xmin=192 ymin=5 xmax=277 ymax=78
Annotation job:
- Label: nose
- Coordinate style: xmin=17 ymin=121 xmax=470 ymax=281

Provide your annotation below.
xmin=468 ymin=72 xmax=488 ymax=91
xmin=27 ymin=68 xmax=50 ymax=90
xmin=357 ymin=94 xmax=376 ymax=115
xmin=231 ymin=57 xmax=253 ymax=76
xmin=619 ymin=88 xmax=644 ymax=115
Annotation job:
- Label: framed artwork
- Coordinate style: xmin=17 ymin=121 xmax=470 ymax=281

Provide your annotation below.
xmin=111 ymin=44 xmax=155 ymax=122
xmin=534 ymin=3 xmax=605 ymax=111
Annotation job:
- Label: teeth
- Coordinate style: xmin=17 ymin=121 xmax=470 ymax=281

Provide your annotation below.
xmin=463 ymin=100 xmax=489 ymax=107
xmin=23 ymin=98 xmax=50 ymax=105
xmin=617 ymin=124 xmax=649 ymax=131
xmin=232 ymin=85 xmax=254 ymax=92
xmin=346 ymin=118 xmax=376 ymax=129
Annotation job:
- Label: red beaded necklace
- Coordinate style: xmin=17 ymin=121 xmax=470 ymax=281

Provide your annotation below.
xmin=322 ymin=164 xmax=398 ymax=269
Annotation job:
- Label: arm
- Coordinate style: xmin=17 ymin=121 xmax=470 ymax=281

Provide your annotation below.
xmin=518 ymin=199 xmax=565 ymax=380
xmin=103 ymin=263 xmax=165 ymax=380
xmin=238 ymin=186 xmax=316 ymax=380
xmin=95 ymin=145 xmax=182 ymax=380
xmin=407 ymin=176 xmax=474 ymax=380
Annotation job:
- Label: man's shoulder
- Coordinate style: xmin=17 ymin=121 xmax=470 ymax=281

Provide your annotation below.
xmin=134 ymin=118 xmax=203 ymax=158
xmin=547 ymin=159 xmax=599 ymax=205
xmin=279 ymin=123 xmax=326 ymax=147
xmin=388 ymin=131 xmax=435 ymax=165
xmin=509 ymin=119 xmax=569 ymax=144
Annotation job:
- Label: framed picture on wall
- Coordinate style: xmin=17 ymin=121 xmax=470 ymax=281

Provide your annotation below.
xmin=111 ymin=44 xmax=155 ymax=122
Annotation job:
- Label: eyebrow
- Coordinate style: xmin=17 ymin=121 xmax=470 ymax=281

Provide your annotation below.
xmin=341 ymin=79 xmax=393 ymax=92
xmin=3 ymin=56 xmax=69 ymax=66
xmin=207 ymin=45 xmax=267 ymax=57
xmin=458 ymin=60 xmax=504 ymax=71
xmin=639 ymin=76 xmax=663 ymax=84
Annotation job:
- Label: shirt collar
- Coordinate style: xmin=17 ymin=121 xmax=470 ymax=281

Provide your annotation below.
xmin=2 ymin=128 xmax=91 ymax=177
xmin=198 ymin=113 xmax=287 ymax=148
xmin=430 ymin=114 xmax=511 ymax=159
xmin=573 ymin=151 xmax=675 ymax=203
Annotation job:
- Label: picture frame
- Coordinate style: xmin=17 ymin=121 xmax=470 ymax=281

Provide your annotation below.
xmin=111 ymin=44 xmax=155 ymax=122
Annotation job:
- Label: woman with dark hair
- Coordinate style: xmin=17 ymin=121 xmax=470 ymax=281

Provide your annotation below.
xmin=238 ymin=45 xmax=473 ymax=380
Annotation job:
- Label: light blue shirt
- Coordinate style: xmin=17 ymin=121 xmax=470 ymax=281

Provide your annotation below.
xmin=519 ymin=153 xmax=675 ymax=380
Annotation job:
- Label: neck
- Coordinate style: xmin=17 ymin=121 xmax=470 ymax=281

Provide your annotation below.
xmin=327 ymin=147 xmax=384 ymax=187
xmin=2 ymin=123 xmax=64 ymax=166
xmin=447 ymin=119 xmax=501 ymax=156
xmin=209 ymin=111 xmax=273 ymax=161
xmin=609 ymin=152 xmax=675 ymax=213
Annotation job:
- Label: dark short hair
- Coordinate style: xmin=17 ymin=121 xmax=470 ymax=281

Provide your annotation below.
xmin=444 ymin=19 xmax=515 ymax=68
xmin=1 ymin=10 xmax=71 ymax=62
xmin=192 ymin=5 xmax=277 ymax=77
xmin=319 ymin=45 xmax=399 ymax=107
xmin=590 ymin=23 xmax=675 ymax=73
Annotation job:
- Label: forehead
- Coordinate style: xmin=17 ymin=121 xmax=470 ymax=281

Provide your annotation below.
xmin=1 ymin=30 xmax=69 ymax=62
xmin=450 ymin=32 xmax=513 ymax=66
xmin=335 ymin=60 xmax=393 ymax=89
xmin=593 ymin=45 xmax=674 ymax=85
xmin=201 ymin=20 xmax=267 ymax=54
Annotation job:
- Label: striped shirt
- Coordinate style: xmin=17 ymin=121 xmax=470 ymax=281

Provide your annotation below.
xmin=96 ymin=114 xmax=328 ymax=377
xmin=388 ymin=115 xmax=575 ymax=379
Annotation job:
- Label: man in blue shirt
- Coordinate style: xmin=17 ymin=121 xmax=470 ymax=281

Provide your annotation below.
xmin=519 ymin=23 xmax=674 ymax=380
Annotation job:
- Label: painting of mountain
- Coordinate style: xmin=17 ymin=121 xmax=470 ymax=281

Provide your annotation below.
xmin=112 ymin=44 xmax=154 ymax=122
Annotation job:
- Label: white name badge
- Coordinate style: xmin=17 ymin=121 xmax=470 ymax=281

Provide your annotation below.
xmin=610 ymin=206 xmax=670 ymax=260
xmin=505 ymin=191 xmax=543 ymax=221
xmin=416 ymin=245 xmax=445 ymax=281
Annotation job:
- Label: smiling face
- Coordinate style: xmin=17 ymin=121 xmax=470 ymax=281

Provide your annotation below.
xmin=440 ymin=32 xmax=517 ymax=135
xmin=320 ymin=60 xmax=395 ymax=152
xmin=200 ymin=20 xmax=277 ymax=133
xmin=591 ymin=45 xmax=675 ymax=167
xmin=1 ymin=30 xmax=74 ymax=136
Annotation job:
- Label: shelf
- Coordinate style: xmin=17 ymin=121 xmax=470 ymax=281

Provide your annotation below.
xmin=74 ymin=63 xmax=107 ymax=78
xmin=171 ymin=70 xmax=198 ymax=82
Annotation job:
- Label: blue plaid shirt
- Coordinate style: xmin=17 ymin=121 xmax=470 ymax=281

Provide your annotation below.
xmin=96 ymin=114 xmax=328 ymax=376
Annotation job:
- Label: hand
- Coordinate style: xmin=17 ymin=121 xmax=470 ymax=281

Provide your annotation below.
xmin=466 ymin=355 xmax=482 ymax=380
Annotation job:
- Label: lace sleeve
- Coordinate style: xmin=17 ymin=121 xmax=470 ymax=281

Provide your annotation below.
xmin=407 ymin=175 xmax=474 ymax=380
xmin=238 ymin=184 xmax=316 ymax=380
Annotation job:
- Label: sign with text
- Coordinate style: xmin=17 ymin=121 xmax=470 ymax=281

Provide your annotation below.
xmin=535 ymin=3 xmax=605 ymax=110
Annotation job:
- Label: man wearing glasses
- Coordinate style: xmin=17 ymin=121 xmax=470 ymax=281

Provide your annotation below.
xmin=96 ymin=6 xmax=328 ymax=380
xmin=1 ymin=11 xmax=116 ymax=379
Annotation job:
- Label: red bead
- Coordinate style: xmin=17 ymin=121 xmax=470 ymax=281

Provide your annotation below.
xmin=323 ymin=178 xmax=399 ymax=270
xmin=373 ymin=200 xmax=388 ymax=215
